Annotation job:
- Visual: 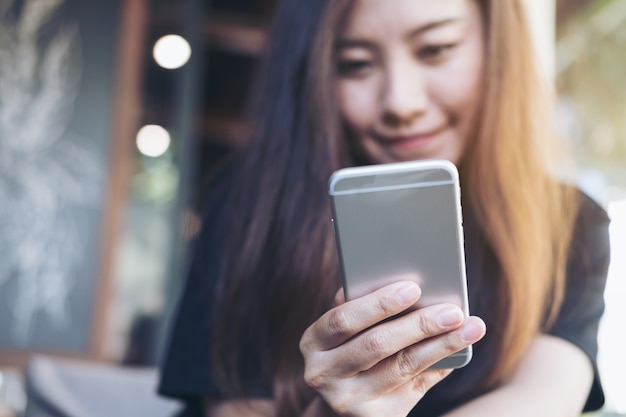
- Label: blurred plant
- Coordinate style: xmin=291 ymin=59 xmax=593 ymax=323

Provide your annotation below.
xmin=0 ymin=0 xmax=104 ymax=345
xmin=556 ymin=0 xmax=626 ymax=183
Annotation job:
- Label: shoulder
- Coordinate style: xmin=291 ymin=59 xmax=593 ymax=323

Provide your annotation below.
xmin=574 ymin=189 xmax=610 ymax=228
xmin=569 ymin=188 xmax=611 ymax=269
xmin=552 ymin=187 xmax=610 ymax=322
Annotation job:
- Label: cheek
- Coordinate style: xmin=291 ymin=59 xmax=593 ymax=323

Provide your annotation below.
xmin=338 ymin=80 xmax=380 ymax=132
xmin=428 ymin=56 xmax=483 ymax=132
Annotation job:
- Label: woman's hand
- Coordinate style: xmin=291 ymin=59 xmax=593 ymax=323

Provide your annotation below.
xmin=299 ymin=281 xmax=486 ymax=417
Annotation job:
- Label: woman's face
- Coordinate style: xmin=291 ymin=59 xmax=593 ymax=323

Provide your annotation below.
xmin=336 ymin=0 xmax=484 ymax=165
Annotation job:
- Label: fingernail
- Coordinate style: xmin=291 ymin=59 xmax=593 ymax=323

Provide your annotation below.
xmin=437 ymin=308 xmax=464 ymax=327
xmin=395 ymin=283 xmax=420 ymax=305
xmin=460 ymin=320 xmax=485 ymax=343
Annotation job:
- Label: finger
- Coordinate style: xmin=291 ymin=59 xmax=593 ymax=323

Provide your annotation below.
xmin=333 ymin=303 xmax=466 ymax=375
xmin=357 ymin=316 xmax=485 ymax=393
xmin=302 ymin=281 xmax=422 ymax=352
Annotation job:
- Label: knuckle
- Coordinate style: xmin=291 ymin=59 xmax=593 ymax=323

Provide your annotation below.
xmin=441 ymin=333 xmax=464 ymax=353
xmin=410 ymin=375 xmax=430 ymax=396
xmin=303 ymin=366 xmax=327 ymax=390
xmin=298 ymin=338 xmax=308 ymax=355
xmin=414 ymin=311 xmax=438 ymax=338
xmin=326 ymin=309 xmax=352 ymax=337
xmin=362 ymin=330 xmax=389 ymax=355
xmin=411 ymin=369 xmax=448 ymax=396
xmin=378 ymin=294 xmax=403 ymax=317
xmin=303 ymin=371 xmax=320 ymax=389
xmin=298 ymin=331 xmax=311 ymax=354
xmin=394 ymin=348 xmax=422 ymax=379
xmin=435 ymin=368 xmax=452 ymax=380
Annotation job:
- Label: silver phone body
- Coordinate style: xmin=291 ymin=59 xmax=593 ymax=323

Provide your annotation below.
xmin=329 ymin=159 xmax=471 ymax=369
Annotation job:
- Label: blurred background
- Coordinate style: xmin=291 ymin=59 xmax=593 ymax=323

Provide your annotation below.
xmin=0 ymin=0 xmax=624 ymax=416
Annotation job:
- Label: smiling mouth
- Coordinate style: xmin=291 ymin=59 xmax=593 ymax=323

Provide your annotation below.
xmin=380 ymin=126 xmax=446 ymax=149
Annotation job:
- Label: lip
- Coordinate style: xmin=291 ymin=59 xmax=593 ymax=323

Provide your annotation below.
xmin=378 ymin=126 xmax=446 ymax=150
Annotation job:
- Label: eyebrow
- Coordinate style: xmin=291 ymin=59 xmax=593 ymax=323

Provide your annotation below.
xmin=336 ymin=17 xmax=463 ymax=49
xmin=407 ymin=17 xmax=463 ymax=38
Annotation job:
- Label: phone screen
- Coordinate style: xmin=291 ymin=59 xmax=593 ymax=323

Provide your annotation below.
xmin=333 ymin=181 xmax=464 ymax=306
xmin=329 ymin=160 xmax=471 ymax=368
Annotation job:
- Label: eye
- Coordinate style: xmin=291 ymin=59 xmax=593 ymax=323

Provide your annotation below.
xmin=337 ymin=60 xmax=373 ymax=77
xmin=417 ymin=43 xmax=457 ymax=63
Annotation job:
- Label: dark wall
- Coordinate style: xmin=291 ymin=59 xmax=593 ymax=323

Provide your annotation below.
xmin=0 ymin=0 xmax=122 ymax=354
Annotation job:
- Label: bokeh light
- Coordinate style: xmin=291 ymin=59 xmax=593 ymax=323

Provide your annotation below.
xmin=136 ymin=124 xmax=171 ymax=157
xmin=153 ymin=34 xmax=191 ymax=69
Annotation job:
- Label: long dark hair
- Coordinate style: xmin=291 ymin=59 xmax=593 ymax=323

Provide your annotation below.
xmin=210 ymin=0 xmax=352 ymax=415
xmin=207 ymin=0 xmax=578 ymax=415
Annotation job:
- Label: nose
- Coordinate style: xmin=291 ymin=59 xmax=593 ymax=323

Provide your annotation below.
xmin=381 ymin=56 xmax=428 ymax=127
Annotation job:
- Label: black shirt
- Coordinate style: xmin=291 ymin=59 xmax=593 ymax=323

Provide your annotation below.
xmin=158 ymin=190 xmax=610 ymax=416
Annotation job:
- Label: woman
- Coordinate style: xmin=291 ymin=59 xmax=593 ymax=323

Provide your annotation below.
xmin=159 ymin=0 xmax=611 ymax=416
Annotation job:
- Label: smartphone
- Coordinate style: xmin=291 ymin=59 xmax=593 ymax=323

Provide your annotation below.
xmin=328 ymin=159 xmax=471 ymax=368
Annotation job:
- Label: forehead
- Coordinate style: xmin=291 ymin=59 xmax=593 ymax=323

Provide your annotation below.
xmin=340 ymin=0 xmax=476 ymax=37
